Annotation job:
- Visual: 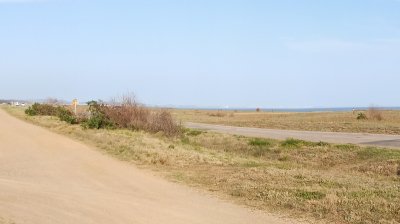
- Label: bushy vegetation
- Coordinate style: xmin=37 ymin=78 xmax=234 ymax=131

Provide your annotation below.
xmin=82 ymin=98 xmax=181 ymax=136
xmin=25 ymin=103 xmax=58 ymax=116
xmin=25 ymin=103 xmax=77 ymax=124
xmin=24 ymin=95 xmax=181 ymax=136
xmin=57 ymin=107 xmax=77 ymax=124
xmin=356 ymin=112 xmax=367 ymax=120
xmin=81 ymin=101 xmax=114 ymax=129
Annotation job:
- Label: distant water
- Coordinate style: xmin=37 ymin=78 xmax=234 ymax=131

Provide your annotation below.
xmin=177 ymin=107 xmax=400 ymax=112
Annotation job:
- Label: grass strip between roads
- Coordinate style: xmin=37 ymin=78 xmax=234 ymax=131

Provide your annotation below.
xmin=4 ymin=106 xmax=400 ymax=224
xmin=173 ymin=109 xmax=400 ymax=135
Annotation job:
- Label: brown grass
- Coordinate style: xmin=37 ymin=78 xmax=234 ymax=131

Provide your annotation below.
xmin=173 ymin=109 xmax=400 ymax=135
xmin=4 ymin=106 xmax=400 ymax=224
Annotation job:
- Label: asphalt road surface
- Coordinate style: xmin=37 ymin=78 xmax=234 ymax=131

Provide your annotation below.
xmin=186 ymin=122 xmax=400 ymax=149
xmin=0 ymin=109 xmax=298 ymax=224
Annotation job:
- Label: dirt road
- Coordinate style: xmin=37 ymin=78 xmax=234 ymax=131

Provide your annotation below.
xmin=0 ymin=109 xmax=297 ymax=224
xmin=186 ymin=122 xmax=400 ymax=149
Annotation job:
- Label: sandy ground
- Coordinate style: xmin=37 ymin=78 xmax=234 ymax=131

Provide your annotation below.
xmin=0 ymin=109 xmax=298 ymax=224
xmin=186 ymin=122 xmax=400 ymax=149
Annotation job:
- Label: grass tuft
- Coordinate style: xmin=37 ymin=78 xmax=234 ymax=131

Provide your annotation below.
xmin=295 ymin=190 xmax=326 ymax=200
xmin=281 ymin=138 xmax=304 ymax=148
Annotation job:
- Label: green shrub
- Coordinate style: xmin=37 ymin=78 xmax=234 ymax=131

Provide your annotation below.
xmin=56 ymin=107 xmax=77 ymax=124
xmin=83 ymin=116 xmax=104 ymax=129
xmin=25 ymin=103 xmax=58 ymax=116
xmin=25 ymin=106 xmax=37 ymax=116
xmin=25 ymin=103 xmax=78 ymax=124
xmin=81 ymin=101 xmax=114 ymax=129
xmin=357 ymin=112 xmax=367 ymax=120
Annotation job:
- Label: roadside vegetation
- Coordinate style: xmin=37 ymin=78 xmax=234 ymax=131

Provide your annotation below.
xmin=174 ymin=108 xmax=400 ymax=135
xmin=3 ymin=105 xmax=400 ymax=223
xmin=25 ymin=103 xmax=78 ymax=124
xmin=24 ymin=96 xmax=181 ymax=137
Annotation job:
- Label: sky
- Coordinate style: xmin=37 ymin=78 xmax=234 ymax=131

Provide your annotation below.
xmin=0 ymin=0 xmax=399 ymax=108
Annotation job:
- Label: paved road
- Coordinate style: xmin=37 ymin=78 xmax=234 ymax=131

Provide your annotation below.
xmin=0 ymin=109 xmax=297 ymax=224
xmin=186 ymin=122 xmax=400 ymax=149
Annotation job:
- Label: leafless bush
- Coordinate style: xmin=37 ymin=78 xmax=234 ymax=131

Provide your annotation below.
xmin=94 ymin=94 xmax=181 ymax=136
xmin=147 ymin=110 xmax=181 ymax=136
xmin=104 ymin=105 xmax=149 ymax=130
xmin=368 ymin=107 xmax=383 ymax=121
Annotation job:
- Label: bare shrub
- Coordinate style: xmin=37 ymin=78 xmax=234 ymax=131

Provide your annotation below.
xmin=147 ymin=110 xmax=181 ymax=136
xmin=104 ymin=94 xmax=149 ymax=130
xmin=105 ymin=105 xmax=149 ymax=130
xmin=84 ymin=94 xmax=181 ymax=136
xmin=368 ymin=107 xmax=383 ymax=121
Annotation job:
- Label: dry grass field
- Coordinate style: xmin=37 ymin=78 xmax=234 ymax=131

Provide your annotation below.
xmin=173 ymin=109 xmax=400 ymax=135
xmin=4 ymin=106 xmax=400 ymax=224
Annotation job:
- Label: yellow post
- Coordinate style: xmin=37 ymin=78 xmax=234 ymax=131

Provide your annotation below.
xmin=72 ymin=99 xmax=78 ymax=115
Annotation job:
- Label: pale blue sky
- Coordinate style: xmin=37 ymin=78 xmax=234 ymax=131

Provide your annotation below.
xmin=1 ymin=0 xmax=399 ymax=108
